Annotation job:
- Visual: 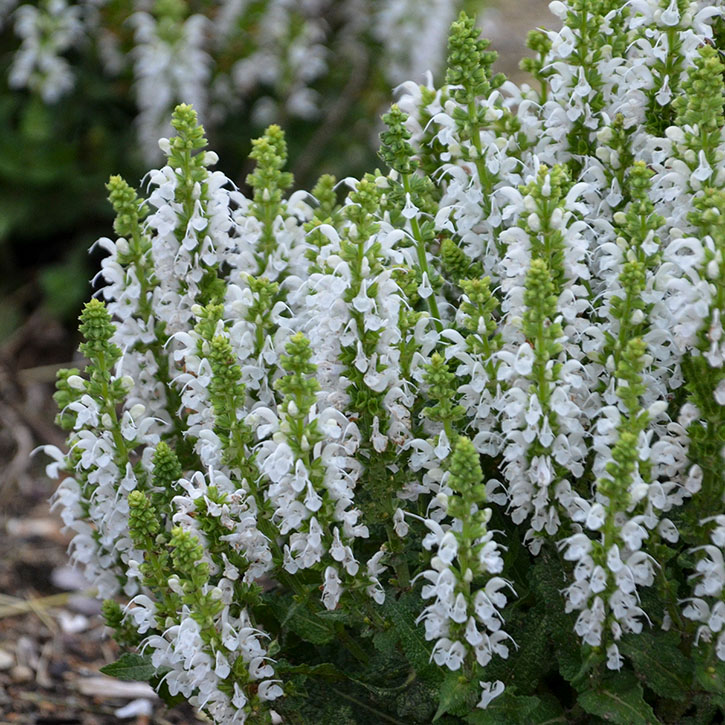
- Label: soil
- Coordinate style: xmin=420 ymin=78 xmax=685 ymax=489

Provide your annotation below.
xmin=0 ymin=314 xmax=206 ymax=725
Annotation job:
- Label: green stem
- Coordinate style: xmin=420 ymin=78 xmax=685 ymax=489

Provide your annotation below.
xmin=401 ymin=174 xmax=442 ymax=332
xmin=336 ymin=624 xmax=370 ymax=665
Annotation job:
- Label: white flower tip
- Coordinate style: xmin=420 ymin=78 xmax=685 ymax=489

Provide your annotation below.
xmin=129 ymin=403 xmax=146 ymax=419
xmin=67 ymin=374 xmax=85 ymax=390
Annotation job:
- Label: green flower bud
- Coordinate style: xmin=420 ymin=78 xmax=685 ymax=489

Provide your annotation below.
xmin=311 ymin=174 xmax=338 ymax=221
xmin=440 ymin=238 xmax=483 ymax=283
xmin=379 ymin=105 xmax=416 ymax=175
xmin=423 ymin=353 xmax=465 ymax=425
xmin=128 ymin=489 xmax=161 ymax=547
xmin=78 ymin=299 xmax=121 ymax=362
xmin=152 ymin=441 xmax=182 ymax=490
xmin=170 ymin=526 xmax=207 ymax=581
xmin=446 ymin=11 xmax=502 ymax=105
xmin=53 ymin=367 xmax=82 ymax=430
xmin=170 ymin=103 xmax=207 ymax=153
xmin=674 ymin=45 xmax=725 ymax=133
xmin=447 ymin=436 xmax=483 ymax=497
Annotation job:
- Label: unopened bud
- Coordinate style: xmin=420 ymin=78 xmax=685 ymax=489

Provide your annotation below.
xmin=119 ymin=375 xmax=134 ymax=392
xmin=129 ymin=403 xmax=146 ymax=419
xmin=67 ymin=375 xmax=85 ymax=390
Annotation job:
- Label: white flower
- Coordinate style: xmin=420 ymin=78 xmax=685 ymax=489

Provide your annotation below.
xmin=393 ymin=508 xmax=409 ymax=537
xmin=432 ymin=638 xmax=466 ymax=670
xmin=321 ymin=566 xmax=343 ymax=610
xmin=477 ymin=680 xmax=505 ymax=709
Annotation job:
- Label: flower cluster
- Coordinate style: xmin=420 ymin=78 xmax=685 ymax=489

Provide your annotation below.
xmin=44 ymin=4 xmax=725 ymax=723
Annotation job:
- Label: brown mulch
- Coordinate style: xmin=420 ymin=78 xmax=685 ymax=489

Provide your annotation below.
xmin=0 ymin=313 xmax=205 ymax=725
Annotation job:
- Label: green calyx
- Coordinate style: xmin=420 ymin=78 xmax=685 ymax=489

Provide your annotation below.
xmin=247 ymin=125 xmax=293 ymax=273
xmin=208 ymin=335 xmax=244 ymax=399
xmin=78 ymin=299 xmax=121 ymax=362
xmin=53 ymin=367 xmax=83 ymax=430
xmin=311 ymin=174 xmax=339 ymax=221
xmin=674 ymin=45 xmax=725 ymax=133
xmin=379 ymin=105 xmax=416 ymax=175
xmin=446 ymin=11 xmax=502 ymax=105
xmin=152 ymin=441 xmax=182 ymax=489
xmin=460 ymin=276 xmax=500 ymax=343
xmin=440 ymin=238 xmax=483 ymax=284
xmin=107 ymin=175 xmax=147 ymax=240
xmin=523 ymin=259 xmax=561 ymax=341
xmin=170 ymin=526 xmax=207 ymax=583
xmin=275 ymin=333 xmax=320 ymax=413
xmin=447 ymin=436 xmax=484 ymax=499
xmin=614 ymin=337 xmax=648 ymax=416
xmin=247 ymin=124 xmax=294 ymax=204
xmin=423 ymin=353 xmax=465 ymax=426
xmin=128 ymin=489 xmax=161 ymax=547
xmin=170 ymin=103 xmax=207 ymax=154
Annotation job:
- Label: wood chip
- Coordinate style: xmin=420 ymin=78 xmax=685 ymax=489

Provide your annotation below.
xmin=74 ymin=676 xmax=159 ymax=700
xmin=0 ymin=648 xmax=14 ymax=670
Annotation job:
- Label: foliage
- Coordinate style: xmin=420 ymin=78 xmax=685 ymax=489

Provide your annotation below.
xmin=43 ymin=3 xmax=725 ymax=723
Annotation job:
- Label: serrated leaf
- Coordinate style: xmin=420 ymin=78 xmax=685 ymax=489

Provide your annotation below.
xmin=465 ymin=691 xmax=540 ymax=725
xmin=528 ymin=693 xmax=566 ymax=724
xmin=578 ymin=677 xmax=657 ymax=725
xmin=267 ymin=594 xmax=335 ymax=645
xmin=507 ymin=605 xmax=553 ymax=694
xmin=433 ymin=670 xmax=479 ymax=721
xmin=373 ymin=626 xmax=398 ymax=657
xmin=382 ymin=593 xmax=435 ymax=678
xmin=619 ymin=631 xmax=690 ymax=701
xmin=530 ymin=554 xmax=584 ymax=685
xmin=100 ymin=652 xmax=156 ymax=682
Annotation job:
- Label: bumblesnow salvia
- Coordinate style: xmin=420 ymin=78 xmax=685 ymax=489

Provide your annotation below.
xmin=42 ymin=2 xmax=725 ymax=722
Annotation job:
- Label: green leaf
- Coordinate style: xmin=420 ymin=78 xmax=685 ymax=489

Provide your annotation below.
xmin=693 ymin=648 xmax=725 ymax=694
xmin=100 ymin=652 xmax=156 ymax=682
xmin=578 ymin=676 xmax=657 ymax=725
xmin=267 ymin=594 xmax=336 ymax=645
xmin=619 ymin=631 xmax=690 ymax=701
xmin=150 ymin=675 xmax=186 ymax=707
xmin=373 ymin=625 xmax=398 ymax=657
xmin=382 ymin=593 xmax=436 ymax=679
xmin=530 ymin=553 xmax=584 ymax=685
xmin=528 ymin=693 xmax=567 ymax=724
xmin=433 ymin=670 xmax=479 ymax=721
xmin=506 ymin=605 xmax=553 ymax=694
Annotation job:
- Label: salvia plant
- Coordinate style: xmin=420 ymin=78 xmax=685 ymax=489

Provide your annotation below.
xmin=42 ymin=3 xmax=725 ymax=723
